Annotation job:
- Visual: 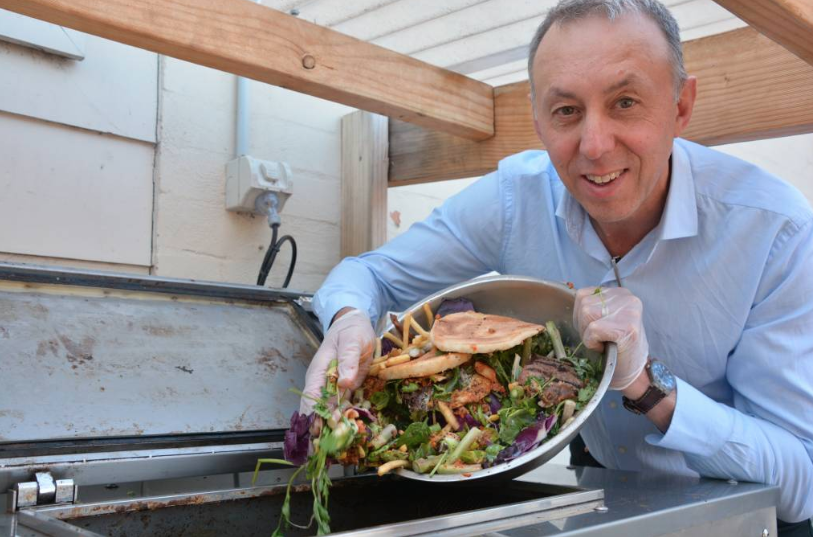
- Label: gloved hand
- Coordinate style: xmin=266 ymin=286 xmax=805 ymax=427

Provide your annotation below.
xmin=574 ymin=287 xmax=649 ymax=391
xmin=300 ymin=309 xmax=376 ymax=414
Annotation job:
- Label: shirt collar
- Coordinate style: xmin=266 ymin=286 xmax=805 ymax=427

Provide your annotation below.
xmin=554 ymin=139 xmax=699 ymax=244
xmin=658 ymin=140 xmax=698 ymax=241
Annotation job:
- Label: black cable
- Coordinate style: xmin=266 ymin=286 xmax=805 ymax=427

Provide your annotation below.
xmin=257 ymin=223 xmax=298 ymax=288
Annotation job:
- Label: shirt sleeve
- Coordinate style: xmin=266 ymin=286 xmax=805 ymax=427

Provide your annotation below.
xmin=312 ymin=171 xmax=508 ymax=332
xmin=646 ymin=217 xmax=813 ymax=523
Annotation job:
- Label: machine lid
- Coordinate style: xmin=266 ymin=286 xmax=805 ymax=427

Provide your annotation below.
xmin=0 ymin=263 xmax=318 ymax=447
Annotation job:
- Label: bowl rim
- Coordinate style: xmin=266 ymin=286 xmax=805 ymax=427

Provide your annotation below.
xmin=374 ymin=274 xmax=616 ymax=482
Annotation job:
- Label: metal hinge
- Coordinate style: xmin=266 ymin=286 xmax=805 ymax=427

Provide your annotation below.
xmin=6 ymin=472 xmax=76 ymax=511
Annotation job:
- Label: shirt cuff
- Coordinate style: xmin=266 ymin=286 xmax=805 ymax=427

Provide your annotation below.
xmin=312 ymin=290 xmax=375 ymax=333
xmin=645 ymin=377 xmax=735 ymax=458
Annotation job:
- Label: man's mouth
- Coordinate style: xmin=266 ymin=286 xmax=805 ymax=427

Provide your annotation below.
xmin=584 ymin=170 xmax=624 ymax=185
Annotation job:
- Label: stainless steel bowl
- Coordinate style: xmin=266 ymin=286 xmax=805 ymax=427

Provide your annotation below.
xmin=380 ymin=274 xmax=616 ymax=482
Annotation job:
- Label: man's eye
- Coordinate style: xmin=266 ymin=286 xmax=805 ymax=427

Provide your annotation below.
xmin=618 ymin=98 xmax=635 ymax=109
xmin=555 ymin=106 xmax=576 ymax=116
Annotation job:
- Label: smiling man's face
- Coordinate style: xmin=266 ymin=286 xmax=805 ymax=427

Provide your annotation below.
xmin=532 ymin=13 xmax=695 ymax=243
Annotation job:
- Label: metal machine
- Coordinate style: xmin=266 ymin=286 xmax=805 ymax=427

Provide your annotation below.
xmin=0 ymin=263 xmax=778 ymax=536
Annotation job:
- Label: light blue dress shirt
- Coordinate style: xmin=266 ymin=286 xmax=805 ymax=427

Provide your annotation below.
xmin=313 ymin=138 xmax=813 ymax=522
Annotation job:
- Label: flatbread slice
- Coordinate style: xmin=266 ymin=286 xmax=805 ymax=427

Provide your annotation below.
xmin=378 ymin=351 xmax=472 ymax=380
xmin=431 ymin=311 xmax=545 ymax=354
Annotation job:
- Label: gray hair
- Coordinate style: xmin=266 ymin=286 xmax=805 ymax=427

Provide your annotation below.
xmin=528 ymin=0 xmax=687 ymax=100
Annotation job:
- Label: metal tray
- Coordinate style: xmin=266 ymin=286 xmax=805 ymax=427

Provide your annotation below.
xmin=21 ymin=473 xmax=603 ymax=537
xmin=382 ymin=275 xmax=616 ymax=483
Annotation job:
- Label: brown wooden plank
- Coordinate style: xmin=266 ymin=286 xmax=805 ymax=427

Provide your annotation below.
xmin=712 ymin=0 xmax=813 ymax=66
xmin=341 ymin=111 xmax=388 ymax=257
xmin=390 ymin=27 xmax=813 ymax=185
xmin=0 ymin=0 xmax=494 ymax=141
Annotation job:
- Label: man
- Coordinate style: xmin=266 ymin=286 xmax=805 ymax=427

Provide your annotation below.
xmin=302 ymin=0 xmax=813 ymax=532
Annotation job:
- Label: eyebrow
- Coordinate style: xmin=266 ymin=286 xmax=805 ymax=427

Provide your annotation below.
xmin=544 ymin=74 xmax=641 ymax=101
xmin=604 ymin=75 xmax=640 ymax=94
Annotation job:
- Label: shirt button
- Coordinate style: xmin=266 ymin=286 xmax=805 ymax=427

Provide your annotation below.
xmin=618 ymin=446 xmax=627 ymax=454
xmin=609 ymin=400 xmax=618 ymax=409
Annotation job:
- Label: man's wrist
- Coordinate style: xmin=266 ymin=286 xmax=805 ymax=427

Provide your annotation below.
xmin=621 ymin=363 xmax=651 ymax=400
xmin=621 ymin=358 xmax=676 ymax=433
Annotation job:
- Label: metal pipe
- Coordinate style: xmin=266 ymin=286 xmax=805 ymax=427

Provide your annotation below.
xmin=236 ymin=76 xmax=250 ymax=157
xmin=235 ymin=0 xmax=261 ymax=157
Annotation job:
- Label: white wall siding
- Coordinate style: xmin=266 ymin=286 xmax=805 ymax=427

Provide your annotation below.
xmin=151 ymin=57 xmax=353 ymax=292
xmin=0 ymin=252 xmax=150 ymax=274
xmin=0 ymin=112 xmax=154 ymax=266
xmin=0 ymin=35 xmax=157 ymax=143
xmin=387 ymin=178 xmax=477 ymax=241
xmin=0 ymin=30 xmax=157 ymax=271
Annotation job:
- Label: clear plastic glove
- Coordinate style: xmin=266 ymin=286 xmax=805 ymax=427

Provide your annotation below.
xmin=300 ymin=309 xmax=376 ymax=414
xmin=574 ymin=287 xmax=649 ymax=390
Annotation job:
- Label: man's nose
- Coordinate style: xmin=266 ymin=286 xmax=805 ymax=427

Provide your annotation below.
xmin=579 ymin=114 xmax=615 ymax=160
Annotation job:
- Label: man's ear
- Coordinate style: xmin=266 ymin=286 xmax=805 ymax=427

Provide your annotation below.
xmin=674 ymin=76 xmax=697 ymax=137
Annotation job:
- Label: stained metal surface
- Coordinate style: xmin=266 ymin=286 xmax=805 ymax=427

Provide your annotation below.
xmin=0 ymin=264 xmax=318 ymax=443
xmin=34 ymin=473 xmax=601 ymax=537
xmin=384 ymin=275 xmax=616 ymax=483
xmin=1 ymin=465 xmax=779 ymax=537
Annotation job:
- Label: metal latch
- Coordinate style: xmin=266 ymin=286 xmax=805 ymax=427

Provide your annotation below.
xmin=6 ymin=472 xmax=76 ymax=511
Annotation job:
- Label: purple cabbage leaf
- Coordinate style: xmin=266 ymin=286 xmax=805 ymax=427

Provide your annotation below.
xmin=488 ymin=394 xmax=502 ymax=415
xmin=489 ymin=413 xmax=557 ymax=466
xmin=436 ymin=297 xmax=475 ymax=318
xmin=283 ymin=411 xmax=314 ymax=466
xmin=351 ymin=406 xmax=377 ymax=422
xmin=380 ymin=336 xmax=396 ymax=356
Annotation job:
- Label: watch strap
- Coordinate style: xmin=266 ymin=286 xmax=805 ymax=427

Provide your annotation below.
xmin=622 ymin=385 xmax=667 ymax=415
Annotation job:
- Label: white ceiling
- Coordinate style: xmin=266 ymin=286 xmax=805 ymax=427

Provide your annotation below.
xmin=264 ymin=0 xmax=746 ymax=87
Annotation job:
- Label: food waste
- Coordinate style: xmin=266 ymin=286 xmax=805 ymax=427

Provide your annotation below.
xmin=256 ymin=297 xmax=600 ymax=536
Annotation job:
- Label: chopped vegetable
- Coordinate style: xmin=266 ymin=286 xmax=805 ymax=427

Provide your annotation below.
xmin=269 ymin=302 xmax=601 ymax=535
xmin=283 ymin=411 xmax=313 ymax=466
xmin=436 ymin=297 xmax=475 ymax=318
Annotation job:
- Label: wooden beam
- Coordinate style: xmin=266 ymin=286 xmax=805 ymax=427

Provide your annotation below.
xmin=390 ymin=27 xmax=813 ymax=185
xmin=390 ymin=81 xmax=536 ymax=186
xmin=712 ymin=0 xmax=813 ymax=66
xmin=0 ymin=0 xmax=494 ymax=141
xmin=341 ymin=111 xmax=388 ymax=258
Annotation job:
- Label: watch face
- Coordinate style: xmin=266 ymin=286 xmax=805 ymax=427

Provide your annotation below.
xmin=650 ymin=361 xmax=676 ymax=393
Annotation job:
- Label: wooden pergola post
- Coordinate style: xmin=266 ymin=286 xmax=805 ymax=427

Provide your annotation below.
xmin=341 ymin=111 xmax=389 ymax=258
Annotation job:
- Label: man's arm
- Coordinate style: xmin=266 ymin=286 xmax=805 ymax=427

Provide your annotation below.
xmin=313 ymin=172 xmax=507 ymax=331
xmin=645 ymin=217 xmax=813 ymax=523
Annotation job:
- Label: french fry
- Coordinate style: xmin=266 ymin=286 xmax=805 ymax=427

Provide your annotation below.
xmin=377 ymin=459 xmax=409 ymax=476
xmin=410 ymin=317 xmax=430 ymax=338
xmin=383 ymin=331 xmax=404 ymax=348
xmin=412 ymin=334 xmax=426 ymax=346
xmin=372 ymin=353 xmax=390 ymax=365
xmin=402 ymin=312 xmax=412 ymax=350
xmin=436 ymin=400 xmax=460 ymax=431
xmin=423 ymin=303 xmax=434 ymax=329
xmin=374 ymin=338 xmax=382 ymax=360
xmin=370 ymin=363 xmax=382 ymax=376
xmin=385 ymin=354 xmax=410 ymax=367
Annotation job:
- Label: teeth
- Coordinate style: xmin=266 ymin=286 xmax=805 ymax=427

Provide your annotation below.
xmin=586 ymin=170 xmax=622 ymax=184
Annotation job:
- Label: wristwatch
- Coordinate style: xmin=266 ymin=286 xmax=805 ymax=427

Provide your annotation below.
xmin=622 ymin=359 xmax=675 ymax=415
